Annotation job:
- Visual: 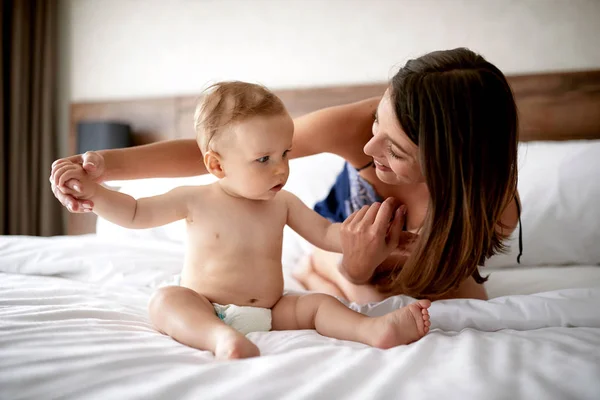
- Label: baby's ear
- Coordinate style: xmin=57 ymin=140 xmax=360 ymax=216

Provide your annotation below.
xmin=204 ymin=151 xmax=225 ymax=179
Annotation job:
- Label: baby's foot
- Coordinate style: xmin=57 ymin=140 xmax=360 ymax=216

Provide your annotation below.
xmin=366 ymin=299 xmax=431 ymax=349
xmin=214 ymin=331 xmax=260 ymax=360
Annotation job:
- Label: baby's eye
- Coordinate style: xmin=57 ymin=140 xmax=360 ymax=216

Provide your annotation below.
xmin=282 ymin=149 xmax=290 ymax=158
xmin=257 ymin=156 xmax=270 ymax=163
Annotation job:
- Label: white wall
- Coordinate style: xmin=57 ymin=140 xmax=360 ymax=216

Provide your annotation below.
xmin=57 ymin=0 xmax=600 ymax=155
xmin=65 ymin=0 xmax=600 ymax=102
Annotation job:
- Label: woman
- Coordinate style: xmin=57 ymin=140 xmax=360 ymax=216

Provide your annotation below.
xmin=51 ymin=48 xmax=520 ymax=303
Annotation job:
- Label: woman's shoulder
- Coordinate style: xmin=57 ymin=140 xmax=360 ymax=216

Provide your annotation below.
xmin=291 ymin=97 xmax=380 ymax=164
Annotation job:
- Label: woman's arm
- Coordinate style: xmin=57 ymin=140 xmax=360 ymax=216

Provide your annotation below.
xmin=290 ymin=97 xmax=380 ymax=164
xmin=100 ymin=139 xmax=205 ymax=181
xmin=51 ymin=97 xmax=380 ymax=212
xmin=66 ymin=97 xmax=380 ymax=180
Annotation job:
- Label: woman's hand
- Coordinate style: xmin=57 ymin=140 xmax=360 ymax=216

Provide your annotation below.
xmin=372 ymin=231 xmax=419 ymax=278
xmin=339 ymin=197 xmax=406 ymax=284
xmin=49 ymin=151 xmax=105 ymax=212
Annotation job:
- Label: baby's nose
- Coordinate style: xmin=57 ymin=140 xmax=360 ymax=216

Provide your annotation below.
xmin=274 ymin=164 xmax=287 ymax=176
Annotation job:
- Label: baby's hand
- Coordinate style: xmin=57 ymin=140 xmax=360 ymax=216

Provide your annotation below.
xmin=50 ymin=151 xmax=105 ymax=212
xmin=54 ymin=164 xmax=98 ymax=201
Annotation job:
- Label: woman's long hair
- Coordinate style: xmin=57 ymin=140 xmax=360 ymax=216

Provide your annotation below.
xmin=375 ymin=48 xmax=519 ymax=298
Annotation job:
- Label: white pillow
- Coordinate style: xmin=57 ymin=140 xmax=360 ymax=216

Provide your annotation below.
xmin=486 ymin=140 xmax=600 ymax=267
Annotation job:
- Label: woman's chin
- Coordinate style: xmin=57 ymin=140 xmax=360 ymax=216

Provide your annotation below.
xmin=375 ymin=169 xmax=419 ymax=185
xmin=375 ymin=169 xmax=403 ymax=185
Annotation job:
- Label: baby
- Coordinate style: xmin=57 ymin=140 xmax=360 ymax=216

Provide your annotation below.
xmin=61 ymin=81 xmax=431 ymax=359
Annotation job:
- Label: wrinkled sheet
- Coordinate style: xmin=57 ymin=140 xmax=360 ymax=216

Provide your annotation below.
xmin=1 ymin=235 xmax=599 ymax=400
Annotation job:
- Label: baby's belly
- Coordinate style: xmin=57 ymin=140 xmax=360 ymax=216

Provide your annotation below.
xmin=180 ymin=258 xmax=284 ymax=308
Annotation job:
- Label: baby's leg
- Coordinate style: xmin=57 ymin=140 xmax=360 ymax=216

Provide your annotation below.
xmin=271 ymin=293 xmax=431 ymax=348
xmin=293 ymin=248 xmax=387 ymax=304
xmin=149 ymin=286 xmax=259 ymax=359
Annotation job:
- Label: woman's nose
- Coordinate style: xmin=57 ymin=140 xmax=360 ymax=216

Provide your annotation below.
xmin=363 ymin=135 xmax=379 ymax=158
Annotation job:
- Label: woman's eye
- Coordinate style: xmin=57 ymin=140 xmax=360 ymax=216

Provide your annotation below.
xmin=387 ymin=146 xmax=402 ymax=160
xmin=257 ymin=156 xmax=270 ymax=163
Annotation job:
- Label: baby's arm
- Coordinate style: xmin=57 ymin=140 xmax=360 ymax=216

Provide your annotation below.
xmin=90 ymin=185 xmax=191 ymax=229
xmin=72 ymin=172 xmax=191 ymax=229
xmin=283 ymin=191 xmax=341 ymax=253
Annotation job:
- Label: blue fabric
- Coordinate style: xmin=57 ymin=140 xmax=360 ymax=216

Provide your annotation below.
xmin=314 ymin=163 xmax=382 ymax=223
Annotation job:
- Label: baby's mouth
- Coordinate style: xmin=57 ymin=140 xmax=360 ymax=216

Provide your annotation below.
xmin=270 ymin=184 xmax=284 ymax=192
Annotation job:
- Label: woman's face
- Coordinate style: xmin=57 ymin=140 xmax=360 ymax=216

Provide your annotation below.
xmin=363 ymin=90 xmax=424 ymax=185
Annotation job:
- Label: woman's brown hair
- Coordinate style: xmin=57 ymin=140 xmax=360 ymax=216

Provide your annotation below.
xmin=376 ymin=48 xmax=519 ymax=298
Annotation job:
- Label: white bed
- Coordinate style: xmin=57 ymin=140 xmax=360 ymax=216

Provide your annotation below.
xmin=2 ymin=141 xmax=600 ymax=400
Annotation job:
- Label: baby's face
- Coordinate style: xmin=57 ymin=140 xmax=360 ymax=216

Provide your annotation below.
xmin=220 ymin=114 xmax=294 ymax=200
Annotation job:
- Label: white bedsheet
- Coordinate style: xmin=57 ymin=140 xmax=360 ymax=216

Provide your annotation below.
xmin=1 ymin=235 xmax=600 ymax=400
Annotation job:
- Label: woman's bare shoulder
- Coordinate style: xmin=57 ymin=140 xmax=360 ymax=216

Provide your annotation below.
xmin=291 ymin=97 xmax=380 ymax=163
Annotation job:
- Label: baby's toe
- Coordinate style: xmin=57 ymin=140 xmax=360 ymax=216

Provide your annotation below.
xmin=417 ymin=299 xmax=432 ymax=309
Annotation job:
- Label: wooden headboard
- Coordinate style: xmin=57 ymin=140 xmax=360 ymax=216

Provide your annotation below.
xmin=67 ymin=69 xmax=600 ymax=235
xmin=70 ymin=69 xmax=600 ymax=156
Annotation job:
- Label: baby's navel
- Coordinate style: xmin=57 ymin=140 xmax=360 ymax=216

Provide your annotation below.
xmin=215 ymin=233 xmax=220 ymax=239
xmin=249 ymin=298 xmax=258 ymax=304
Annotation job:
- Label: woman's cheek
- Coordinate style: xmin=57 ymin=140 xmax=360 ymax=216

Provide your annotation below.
xmin=390 ymin=160 xmax=418 ymax=183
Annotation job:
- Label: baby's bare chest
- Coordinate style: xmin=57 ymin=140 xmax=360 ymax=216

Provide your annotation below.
xmin=187 ymin=199 xmax=287 ymax=248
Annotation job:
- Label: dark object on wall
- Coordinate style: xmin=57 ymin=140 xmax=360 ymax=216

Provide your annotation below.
xmin=77 ymin=121 xmax=132 ymax=154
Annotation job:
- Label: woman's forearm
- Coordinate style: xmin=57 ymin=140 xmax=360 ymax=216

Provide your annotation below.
xmin=100 ymin=139 xmax=206 ymax=181
xmin=339 ymin=255 xmax=377 ymax=284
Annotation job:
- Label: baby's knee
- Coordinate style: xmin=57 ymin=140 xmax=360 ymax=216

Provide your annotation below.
xmin=148 ymin=286 xmax=179 ymax=322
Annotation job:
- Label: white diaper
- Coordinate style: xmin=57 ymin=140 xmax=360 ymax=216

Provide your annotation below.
xmin=213 ymin=303 xmax=272 ymax=335
xmin=169 ymin=274 xmax=271 ymax=335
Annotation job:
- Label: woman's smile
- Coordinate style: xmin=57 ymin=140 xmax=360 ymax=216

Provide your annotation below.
xmin=374 ymin=160 xmax=392 ymax=171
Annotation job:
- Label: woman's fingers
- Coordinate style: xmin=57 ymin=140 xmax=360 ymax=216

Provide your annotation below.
xmin=343 ymin=209 xmax=359 ymax=226
xmin=387 ymin=207 xmax=405 ymax=248
xmin=58 ymin=169 xmax=84 ymax=189
xmin=361 ymin=202 xmax=381 ymax=226
xmin=51 ymin=184 xmax=80 ymax=212
xmin=81 ymin=151 xmax=104 ymax=180
xmin=349 ymin=205 xmax=370 ymax=228
xmin=374 ymin=198 xmax=401 ymax=233
xmin=51 ymin=156 xmax=83 ymax=184
xmin=52 ymin=154 xmax=83 ymax=170
xmin=50 ymin=160 xmax=71 ymax=177
xmin=65 ymin=179 xmax=82 ymax=194
xmin=52 ymin=164 xmax=77 ymax=187
xmin=49 ymin=154 xmax=97 ymax=213
xmin=57 ymin=183 xmax=78 ymax=196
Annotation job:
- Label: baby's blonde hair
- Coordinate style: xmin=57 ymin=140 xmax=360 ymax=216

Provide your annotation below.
xmin=194 ymin=81 xmax=287 ymax=154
